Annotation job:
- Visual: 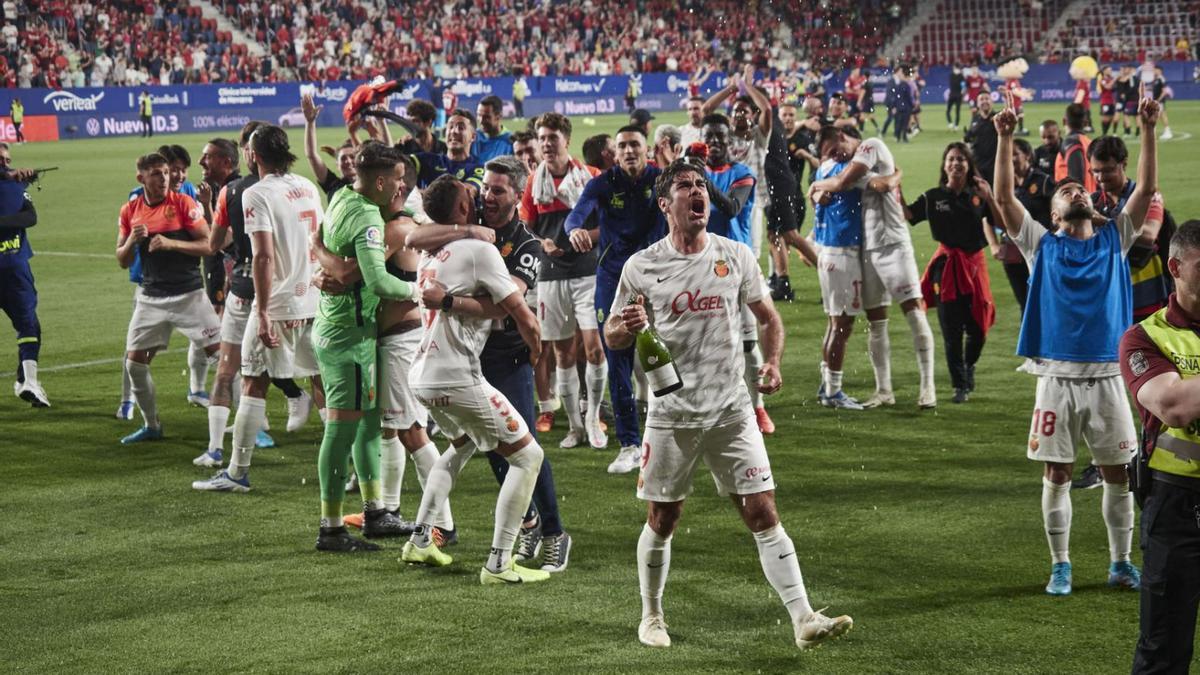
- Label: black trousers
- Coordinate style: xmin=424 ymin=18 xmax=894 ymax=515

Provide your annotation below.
xmin=936 ymin=295 xmax=985 ymax=390
xmin=1132 ymin=480 xmax=1200 ymax=674
xmin=893 ymin=110 xmax=911 ymax=142
xmin=1002 ymin=261 xmax=1029 ymax=316
xmin=946 ymin=97 xmax=962 ymax=126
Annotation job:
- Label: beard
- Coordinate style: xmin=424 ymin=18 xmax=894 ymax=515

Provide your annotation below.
xmin=1063 ymin=203 xmax=1092 ymax=221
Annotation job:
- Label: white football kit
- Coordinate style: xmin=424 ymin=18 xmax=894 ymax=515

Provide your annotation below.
xmin=851 ymin=138 xmax=922 ymax=308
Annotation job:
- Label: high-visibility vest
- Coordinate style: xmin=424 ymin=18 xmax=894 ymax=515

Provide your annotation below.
xmin=1054 ymin=134 xmax=1096 ymax=194
xmin=1140 ymin=307 xmax=1200 ymax=480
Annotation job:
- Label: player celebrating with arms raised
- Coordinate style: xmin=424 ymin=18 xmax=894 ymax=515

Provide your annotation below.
xmin=605 ymin=159 xmax=852 ymax=650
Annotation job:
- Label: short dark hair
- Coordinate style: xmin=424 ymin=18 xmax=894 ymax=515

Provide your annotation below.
xmin=208 ymin=138 xmax=240 ymax=169
xmin=168 ymin=144 xmax=191 ymax=167
xmin=817 ymin=125 xmax=845 ymax=155
xmin=582 ymin=134 xmax=612 ymax=168
xmin=1013 ymin=138 xmax=1033 ymax=157
xmin=137 ymin=152 xmax=169 ymax=172
xmin=536 ymin=112 xmax=572 ymax=139
xmin=732 ymin=94 xmax=760 ymax=115
xmin=616 ymin=124 xmax=646 ymax=138
xmin=700 ymin=113 xmax=730 ymax=129
xmin=654 ymin=158 xmax=706 ymax=201
xmin=1052 ymin=176 xmax=1084 ymax=195
xmin=478 ymin=95 xmax=504 ymax=115
xmin=1169 ymin=220 xmax=1200 ymax=259
xmin=511 ymin=130 xmax=535 ymax=145
xmin=448 ymin=108 xmax=476 ymax=127
xmin=355 ymin=141 xmax=407 ymax=179
xmin=1088 ymin=135 xmax=1129 ymax=164
xmin=484 ymin=155 xmax=528 ymax=193
xmin=1064 ymin=103 xmax=1087 ymax=131
xmin=422 ymin=174 xmax=465 ymax=223
xmin=406 ymin=99 xmax=437 ymax=124
xmin=239 ymin=120 xmax=268 ymax=148
xmin=250 ymin=124 xmax=297 ymax=170
xmin=156 ymin=144 xmax=178 ymax=164
xmin=1039 ymin=119 xmax=1059 ymax=132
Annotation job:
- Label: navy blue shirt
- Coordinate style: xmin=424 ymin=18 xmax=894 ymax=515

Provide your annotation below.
xmin=563 ymin=164 xmax=666 ymax=281
xmin=0 ymin=178 xmax=35 ymax=268
xmin=413 ymin=152 xmax=484 ymax=190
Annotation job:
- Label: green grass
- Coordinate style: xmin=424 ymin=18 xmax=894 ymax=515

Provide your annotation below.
xmin=2 ymin=104 xmax=1198 ymax=673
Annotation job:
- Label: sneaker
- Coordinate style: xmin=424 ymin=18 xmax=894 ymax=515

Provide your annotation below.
xmin=535 ymin=410 xmax=555 ymax=433
xmin=115 ymin=400 xmax=135 ymax=420
xmin=285 ymin=391 xmax=313 ymax=432
xmin=965 ymin=365 xmax=976 ymax=393
xmin=1160 ymin=128 xmax=1174 ymax=141
xmin=343 ymin=512 xmax=364 ymax=530
xmin=755 ymin=407 xmax=776 ymax=434
xmin=187 ymin=391 xmax=211 ymax=408
xmin=1071 ymin=464 xmax=1102 ymax=490
xmin=952 ymin=388 xmax=969 ymax=404
xmin=515 ymin=520 xmax=542 ymax=562
xmin=345 ymin=473 xmax=359 ymax=494
xmin=638 ymin=614 xmax=671 ymax=648
xmin=362 ymin=508 xmax=416 ymax=538
xmin=121 ymin=425 xmax=163 ymax=444
xmin=192 ymin=470 xmax=250 ymax=492
xmin=771 ymin=276 xmax=795 ymax=302
xmin=607 ymin=444 xmax=642 ymax=474
xmin=560 ymin=429 xmax=585 ymax=449
xmin=822 ymin=391 xmax=864 ymax=410
xmin=861 ymin=391 xmax=895 ymax=408
xmin=255 ymin=429 xmax=275 ymax=448
xmin=401 ymin=539 xmax=453 ymax=566
xmin=586 ymin=419 xmax=608 ymax=449
xmin=480 ymin=561 xmax=551 ymax=585
xmin=1108 ymin=561 xmax=1141 ymax=589
xmin=192 ymin=448 xmax=223 ymax=468
xmin=540 ymin=532 xmax=572 ymax=572
xmin=15 ymin=380 xmax=50 ymax=407
xmin=816 ymin=381 xmax=827 ymax=405
xmin=432 ymin=526 xmax=458 ymax=548
xmin=316 ymin=526 xmax=381 ymax=552
xmin=1045 ymin=561 xmax=1072 ymax=596
xmin=917 ymin=386 xmax=937 ymax=409
xmin=794 ymin=609 xmax=854 ymax=650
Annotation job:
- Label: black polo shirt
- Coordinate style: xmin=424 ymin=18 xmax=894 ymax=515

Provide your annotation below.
xmin=1017 ymin=169 xmax=1055 ymax=229
xmin=318 ymin=170 xmax=352 ymax=204
xmin=1032 ymin=143 xmax=1059 ymax=176
xmin=965 ymin=112 xmax=998 ymax=184
xmin=907 ymin=185 xmax=990 ymax=253
xmin=480 ymin=215 xmax=541 ymax=363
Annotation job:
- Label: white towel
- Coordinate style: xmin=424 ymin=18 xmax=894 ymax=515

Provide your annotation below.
xmin=532 ymin=158 xmax=593 ymax=208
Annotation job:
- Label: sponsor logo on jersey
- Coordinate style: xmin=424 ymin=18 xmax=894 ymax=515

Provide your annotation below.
xmin=1128 ymin=350 xmax=1149 ymax=377
xmin=714 ymin=259 xmax=729 ymax=278
xmin=610 ymin=192 xmax=625 ymax=209
xmin=670 ymin=289 xmax=725 ymax=315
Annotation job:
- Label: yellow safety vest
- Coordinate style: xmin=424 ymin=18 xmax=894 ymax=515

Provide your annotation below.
xmin=10 ymin=101 xmax=22 ymax=124
xmin=1140 ymin=307 xmax=1200 ymax=480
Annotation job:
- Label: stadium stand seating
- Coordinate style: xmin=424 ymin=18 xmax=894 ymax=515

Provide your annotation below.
xmin=1045 ymin=0 xmax=1200 ymax=63
xmin=903 ymin=0 xmax=1071 ymax=67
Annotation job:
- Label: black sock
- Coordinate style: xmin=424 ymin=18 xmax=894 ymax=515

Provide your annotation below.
xmin=1102 ymin=121 xmax=1110 ymax=136
xmin=271 ymin=377 xmax=303 ymax=398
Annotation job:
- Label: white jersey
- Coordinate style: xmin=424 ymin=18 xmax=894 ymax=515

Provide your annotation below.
xmin=611 ymin=234 xmax=762 ymax=428
xmin=679 ymin=122 xmax=703 ymax=149
xmin=851 ymin=137 xmax=911 ymax=251
xmin=243 ymin=173 xmax=322 ymax=320
xmin=410 ymin=238 xmax=519 ymax=388
xmin=731 ymin=127 xmax=770 ymax=207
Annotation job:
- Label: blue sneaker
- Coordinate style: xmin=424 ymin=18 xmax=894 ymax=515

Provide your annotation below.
xmin=121 ymin=425 xmax=163 ymax=444
xmin=115 ymin=400 xmax=135 ymax=420
xmin=187 ymin=391 xmax=211 ymax=408
xmin=1045 ymin=562 xmax=1072 ymax=596
xmin=193 ymin=448 xmax=223 ymax=468
xmin=255 ymin=430 xmax=276 ymax=448
xmin=822 ymin=391 xmax=864 ymax=410
xmin=1108 ymin=561 xmax=1141 ymax=589
xmin=191 ymin=470 xmax=251 ymax=493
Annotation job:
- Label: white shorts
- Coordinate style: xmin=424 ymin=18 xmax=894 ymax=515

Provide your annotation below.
xmin=1025 ymin=375 xmax=1138 ymax=466
xmin=240 ymin=314 xmax=319 ymax=378
xmin=538 ymin=277 xmax=598 ymax=341
xmin=637 ymin=414 xmax=776 ymax=502
xmin=379 ymin=330 xmax=428 ymax=430
xmin=126 ymin=288 xmax=221 ymax=352
xmin=413 ymin=381 xmax=529 ymax=450
xmin=220 ymin=293 xmax=253 ymax=345
xmin=816 ymin=246 xmax=863 ymax=316
xmin=862 ymin=242 xmax=922 ymax=309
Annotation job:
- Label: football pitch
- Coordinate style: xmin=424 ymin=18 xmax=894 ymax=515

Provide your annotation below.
xmin=3 ymin=103 xmax=1199 ymax=673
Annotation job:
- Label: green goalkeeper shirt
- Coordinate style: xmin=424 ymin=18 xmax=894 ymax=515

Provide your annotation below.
xmin=317 ymin=186 xmax=414 ymax=329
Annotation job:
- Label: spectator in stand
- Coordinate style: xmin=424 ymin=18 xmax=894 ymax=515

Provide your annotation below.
xmin=472 ymin=95 xmax=514 ymax=162
xmin=1034 ymin=120 xmax=1060 ymax=175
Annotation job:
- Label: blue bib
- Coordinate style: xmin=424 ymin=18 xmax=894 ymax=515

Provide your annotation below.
xmin=811 ymin=161 xmax=862 ymax=248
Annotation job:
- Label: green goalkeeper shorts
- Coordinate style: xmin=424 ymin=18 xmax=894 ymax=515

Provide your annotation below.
xmin=312 ymin=319 xmax=378 ymax=411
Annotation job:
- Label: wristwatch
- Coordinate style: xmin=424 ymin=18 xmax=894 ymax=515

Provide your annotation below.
xmin=441 ymin=294 xmax=453 ymax=312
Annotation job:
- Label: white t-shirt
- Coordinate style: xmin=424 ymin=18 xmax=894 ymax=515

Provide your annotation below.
xmin=1012 ymin=206 xmax=1137 ymax=378
xmin=851 ymin=137 xmax=911 ymax=251
xmin=730 ymin=127 xmax=770 ymax=207
xmin=679 ymin=122 xmax=703 ymax=149
xmin=243 ymin=173 xmax=323 ymax=320
xmin=410 ymin=239 xmax=519 ymax=388
xmin=611 ymin=234 xmax=762 ymax=428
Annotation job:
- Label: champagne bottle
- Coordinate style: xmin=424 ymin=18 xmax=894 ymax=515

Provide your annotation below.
xmin=631 ymin=296 xmax=682 ymax=396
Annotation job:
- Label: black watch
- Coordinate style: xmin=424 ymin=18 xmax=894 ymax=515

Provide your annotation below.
xmin=441 ymin=294 xmax=454 ymax=312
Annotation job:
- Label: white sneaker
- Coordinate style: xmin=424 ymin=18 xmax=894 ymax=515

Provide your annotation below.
xmin=15 ymin=379 xmax=50 ymax=407
xmin=286 ymin=391 xmax=313 ymax=432
xmin=192 ymin=470 xmax=251 ymax=492
xmin=560 ymin=429 xmax=585 ymax=449
xmin=860 ymin=391 xmax=895 ymax=408
xmin=638 ymin=614 xmax=671 ymax=648
xmin=917 ymin=386 xmax=937 ymax=409
xmin=192 ymin=448 xmax=224 ymax=468
xmin=1160 ymin=128 xmax=1174 ymax=140
xmin=607 ymin=444 xmax=641 ymax=474
xmin=586 ymin=418 xmax=608 ymax=449
xmin=794 ymin=609 xmax=853 ymax=650
xmin=187 ymin=391 xmax=211 ymax=408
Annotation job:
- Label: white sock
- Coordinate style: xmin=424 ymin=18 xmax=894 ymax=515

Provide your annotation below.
xmin=411 ymin=441 xmax=475 ymax=547
xmin=207 ymin=404 xmax=231 ymax=451
xmin=120 ymin=356 xmax=133 ymax=401
xmin=585 ymin=360 xmax=608 ymax=425
xmin=753 ymin=524 xmax=813 ymax=624
xmin=20 ymin=359 xmax=38 ymax=385
xmin=486 ymin=441 xmax=544 ymax=573
xmin=125 ymin=359 xmax=158 ymax=428
xmin=637 ymin=523 xmax=672 ymax=618
xmin=745 ymin=343 xmax=763 ymax=407
xmin=819 ymin=361 xmax=828 ymax=391
xmin=229 ymin=396 xmax=265 ymax=479
xmin=187 ymin=342 xmax=209 ymax=393
xmin=1102 ymin=480 xmax=1134 ymax=563
xmin=538 ymin=398 xmax=558 ymax=414
xmin=905 ymin=310 xmax=935 ymax=391
xmin=381 ymin=436 xmax=406 ymax=512
xmin=409 ymin=442 xmax=454 ymax=530
xmin=1042 ymin=477 xmax=1072 ymax=564
xmin=556 ymin=366 xmax=584 ymax=432
xmin=867 ymin=319 xmax=892 ymax=394
xmin=826 ymin=369 xmax=844 ymax=396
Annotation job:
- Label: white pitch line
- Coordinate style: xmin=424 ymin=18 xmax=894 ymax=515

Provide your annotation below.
xmin=0 ymin=352 xmax=176 ymax=378
xmin=36 ymin=251 xmax=113 ymax=259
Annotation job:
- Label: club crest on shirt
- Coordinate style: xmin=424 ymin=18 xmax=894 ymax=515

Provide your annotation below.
xmin=1028 ymin=183 xmax=1039 ymax=195
xmin=1029 ymin=436 xmax=1039 ymax=451
xmin=506 ymin=416 xmax=519 ymax=432
xmin=500 ymin=241 xmax=513 ymax=257
xmin=971 ymin=195 xmax=982 ymax=207
xmin=714 ymin=259 xmax=729 ymax=278
xmin=1128 ymin=350 xmax=1149 ymax=377
xmin=164 ymin=205 xmax=177 ymax=220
